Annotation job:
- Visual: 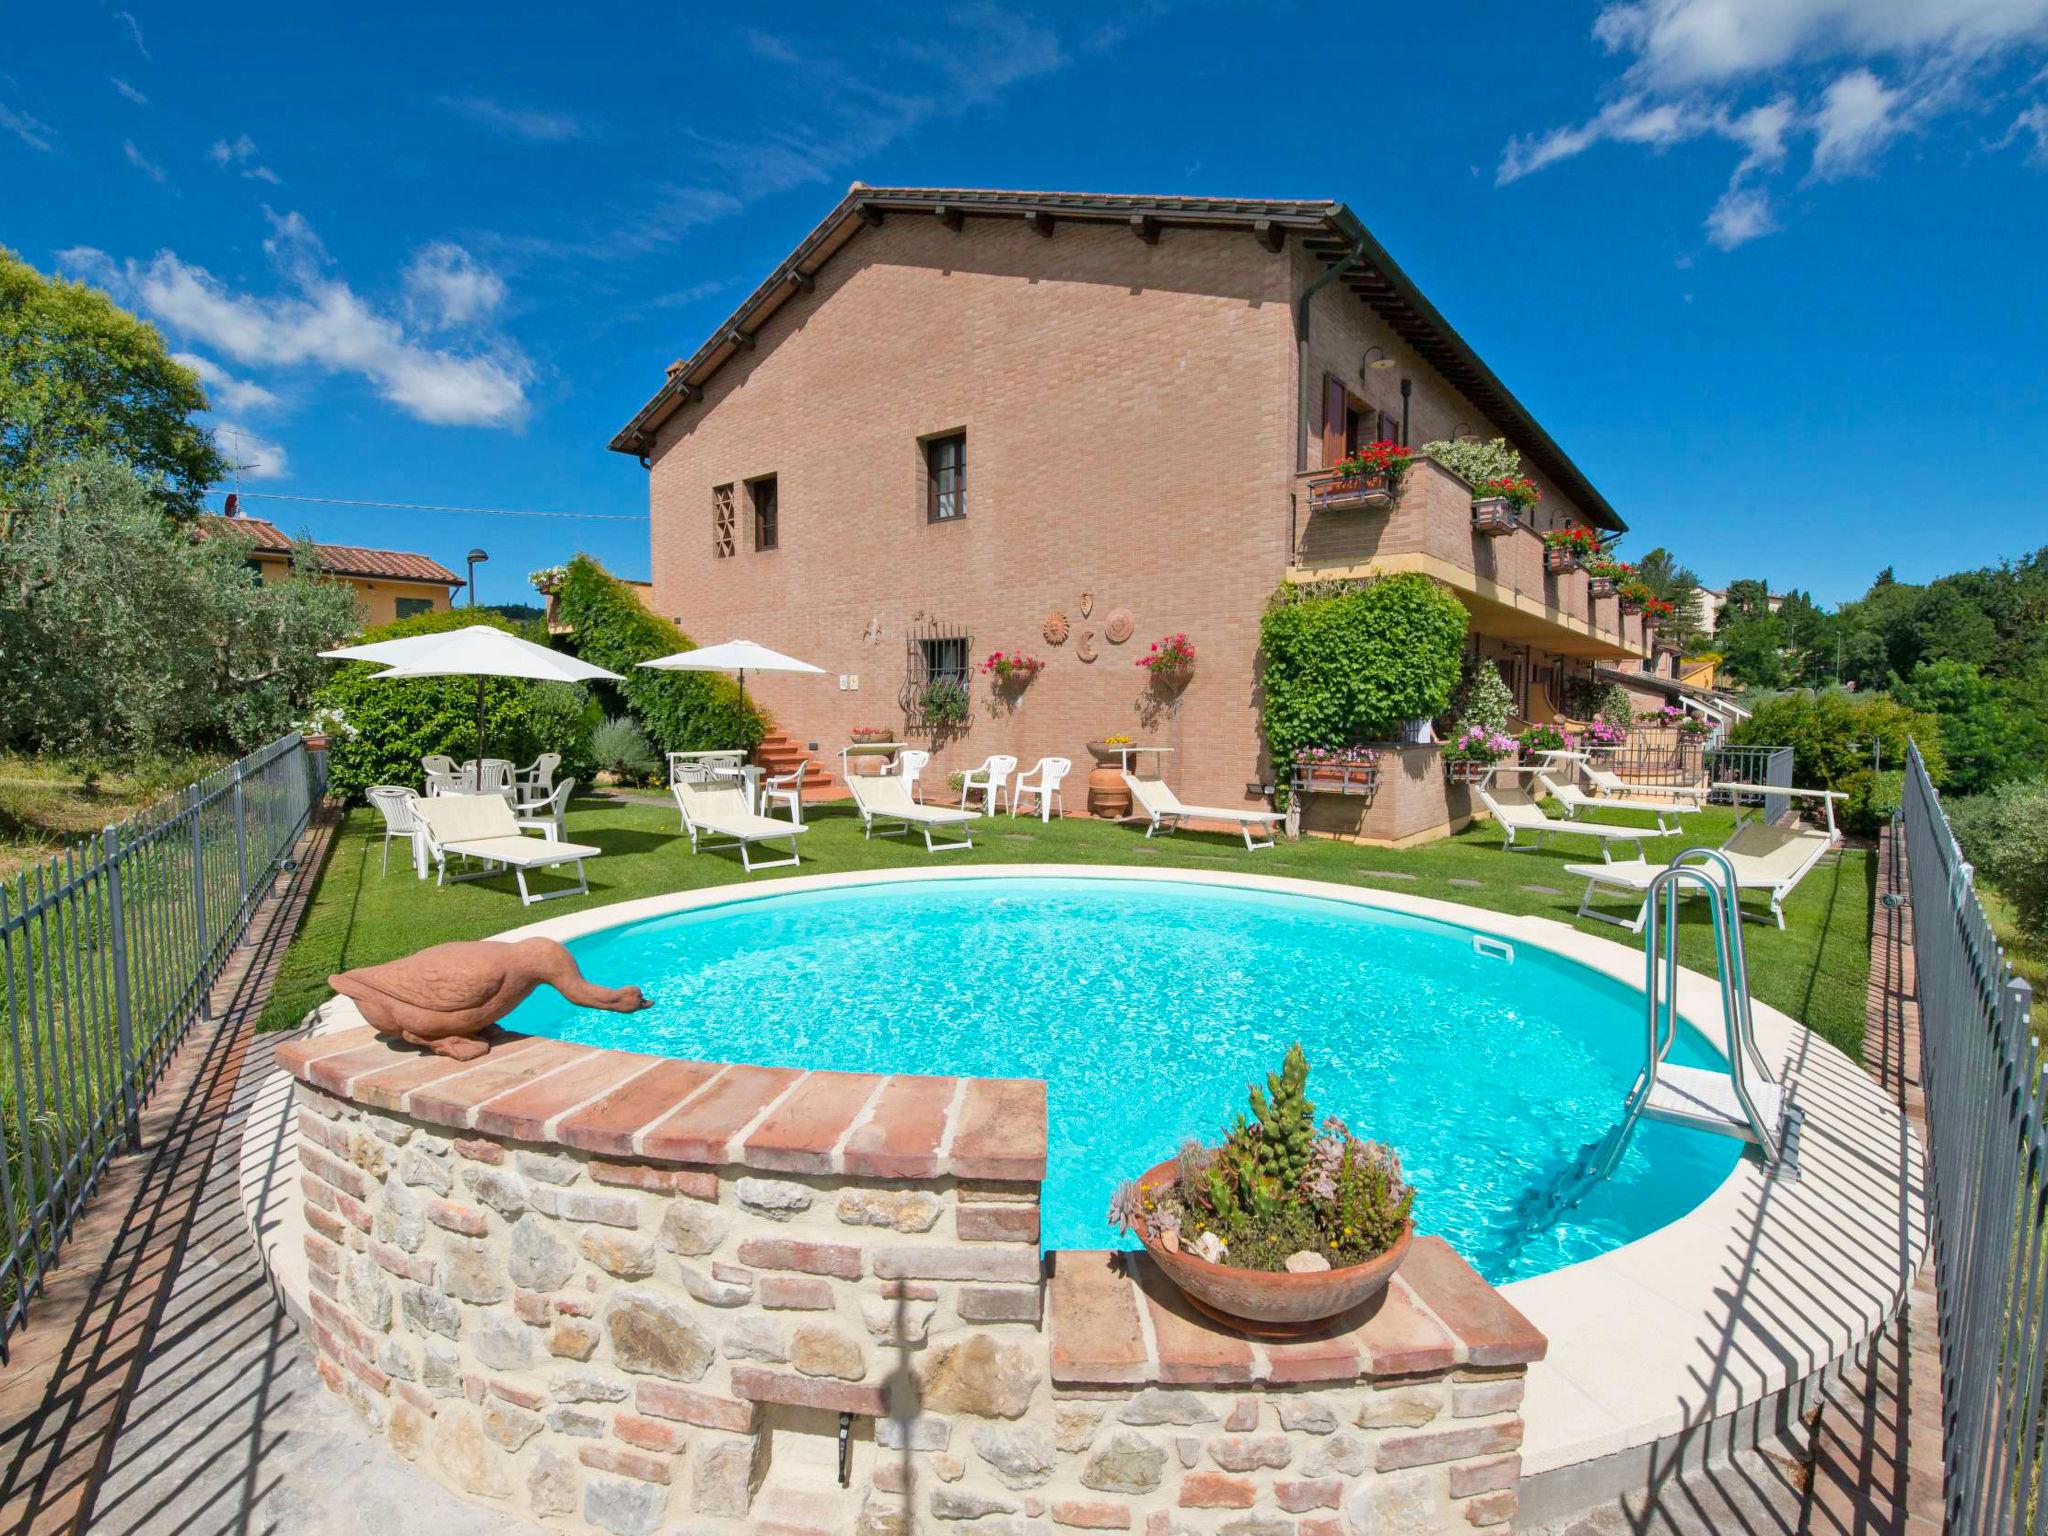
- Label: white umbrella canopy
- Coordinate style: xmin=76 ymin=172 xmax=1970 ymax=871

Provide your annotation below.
xmin=638 ymin=639 xmax=824 ymax=718
xmin=320 ymin=624 xmax=621 ymax=762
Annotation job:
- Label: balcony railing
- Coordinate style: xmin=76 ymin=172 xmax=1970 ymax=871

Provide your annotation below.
xmin=1290 ymin=457 xmax=1649 ymax=661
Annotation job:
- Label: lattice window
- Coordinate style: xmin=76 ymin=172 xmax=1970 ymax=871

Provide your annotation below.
xmin=712 ymin=484 xmax=735 ymax=559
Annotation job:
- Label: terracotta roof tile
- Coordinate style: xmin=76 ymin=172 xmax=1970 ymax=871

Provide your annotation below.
xmin=198 ymin=516 xmax=464 ymax=586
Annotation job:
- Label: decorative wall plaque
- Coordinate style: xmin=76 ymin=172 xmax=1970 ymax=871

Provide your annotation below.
xmin=1079 ymin=592 xmax=1094 ymax=617
xmin=1104 ymin=608 xmax=1134 ymax=645
xmin=1076 ymin=629 xmax=1098 ymax=662
xmin=1042 ymin=612 xmax=1069 ymax=645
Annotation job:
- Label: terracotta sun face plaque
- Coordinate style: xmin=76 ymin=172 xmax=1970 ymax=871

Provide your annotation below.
xmin=1043 ymin=612 xmax=1069 ymax=645
xmin=1076 ymin=629 xmax=1098 ymax=662
xmin=1104 ymin=608 xmax=1135 ymax=645
xmin=1079 ymin=592 xmax=1094 ymax=617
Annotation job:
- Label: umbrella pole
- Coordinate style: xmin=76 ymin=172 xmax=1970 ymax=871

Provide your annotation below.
xmin=477 ymin=676 xmax=488 ymax=765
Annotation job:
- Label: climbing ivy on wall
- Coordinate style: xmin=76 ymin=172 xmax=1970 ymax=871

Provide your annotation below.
xmin=1259 ymin=572 xmax=1469 ymax=797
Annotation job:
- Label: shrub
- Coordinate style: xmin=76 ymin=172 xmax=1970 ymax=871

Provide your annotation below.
xmin=1728 ymin=689 xmax=1946 ymax=790
xmin=1561 ymin=677 xmax=1632 ymax=728
xmin=1417 ymin=436 xmax=1521 ymax=486
xmin=551 ymin=555 xmax=763 ymax=755
xmin=1840 ymin=768 xmax=1906 ymax=837
xmin=315 ymin=608 xmax=598 ymax=800
xmin=921 ymin=678 xmax=970 ymax=726
xmin=1260 ymin=573 xmax=1468 ymax=800
xmin=589 ymin=715 xmax=658 ymax=783
xmin=1444 ymin=654 xmax=1515 ymax=736
xmin=1949 ymin=780 xmax=2048 ymax=941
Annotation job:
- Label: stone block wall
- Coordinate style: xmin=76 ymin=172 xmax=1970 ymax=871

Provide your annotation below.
xmin=275 ymin=1022 xmax=1542 ymax=1536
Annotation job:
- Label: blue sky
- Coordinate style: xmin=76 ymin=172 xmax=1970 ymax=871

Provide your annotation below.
xmin=6 ymin=1 xmax=2047 ymax=607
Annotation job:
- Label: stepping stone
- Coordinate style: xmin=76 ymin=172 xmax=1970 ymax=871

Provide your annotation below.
xmin=1359 ymin=870 xmax=1418 ymax=882
xmin=1447 ymin=878 xmax=1484 ymax=889
xmin=1519 ymin=883 xmax=1564 ymax=896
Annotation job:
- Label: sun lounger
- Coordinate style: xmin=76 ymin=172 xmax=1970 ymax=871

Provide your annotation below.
xmin=409 ymin=793 xmax=602 ymax=905
xmin=673 ymin=778 xmax=808 ymax=872
xmin=1121 ymin=772 xmax=1283 ymax=851
xmin=1475 ymin=781 xmax=1672 ymax=862
xmin=848 ymin=773 xmax=978 ymax=852
xmin=1534 ymin=771 xmax=1699 ymax=834
xmin=1565 ymin=820 xmax=1838 ymax=931
xmin=1561 ymin=751 xmax=1709 ymax=804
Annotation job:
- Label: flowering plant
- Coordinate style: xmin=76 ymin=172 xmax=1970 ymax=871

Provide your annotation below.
xmin=980 ymin=650 xmax=1044 ymax=683
xmin=1442 ymin=725 xmax=1516 ymax=765
xmin=1137 ymin=633 xmax=1196 ymax=673
xmin=1541 ymin=525 xmax=1604 ymax=559
xmin=1100 ymin=733 xmax=1134 ymax=746
xmin=1642 ymin=596 xmax=1675 ymax=623
xmin=1582 ymin=720 xmax=1628 ymax=748
xmin=1479 ymin=475 xmax=1541 ymax=512
xmin=1636 ymin=705 xmax=1686 ymax=728
xmin=1333 ymin=440 xmax=1414 ymax=497
xmin=1676 ymin=714 xmax=1712 ymax=738
xmin=1584 ymin=555 xmax=1633 ymax=583
xmin=293 ymin=704 xmax=358 ymax=740
xmin=1517 ymin=723 xmax=1567 ymax=757
xmin=849 ymin=726 xmax=893 ymax=743
xmin=1108 ymin=1046 xmax=1412 ymax=1273
xmin=1294 ymin=744 xmax=1380 ymax=766
xmin=528 ymin=565 xmax=568 ymax=595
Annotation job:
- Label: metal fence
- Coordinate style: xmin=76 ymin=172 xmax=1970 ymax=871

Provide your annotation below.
xmin=1704 ymin=743 xmax=1794 ymax=823
xmin=0 ymin=733 xmax=315 ymax=1351
xmin=1901 ymin=741 xmax=2043 ymax=1533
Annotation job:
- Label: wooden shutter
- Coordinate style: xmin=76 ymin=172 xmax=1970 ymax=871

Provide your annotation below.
xmin=1321 ymin=375 xmax=1349 ymax=467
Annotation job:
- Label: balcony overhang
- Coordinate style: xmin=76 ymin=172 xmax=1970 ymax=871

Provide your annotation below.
xmin=1288 ymin=553 xmax=1643 ymax=662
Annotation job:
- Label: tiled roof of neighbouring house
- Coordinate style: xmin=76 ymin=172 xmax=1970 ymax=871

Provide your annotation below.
xmin=199 ymin=516 xmax=465 ymax=586
xmin=609 ymin=183 xmax=1624 ymax=532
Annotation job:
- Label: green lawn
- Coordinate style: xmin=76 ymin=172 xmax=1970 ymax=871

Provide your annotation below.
xmin=261 ymin=792 xmax=1874 ymax=1057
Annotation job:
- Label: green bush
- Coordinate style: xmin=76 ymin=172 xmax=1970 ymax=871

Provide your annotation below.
xmin=1728 ymin=689 xmax=1946 ymax=790
xmin=589 ymin=715 xmax=658 ymax=783
xmin=1840 ymin=768 xmax=1906 ymax=837
xmin=1261 ymin=572 xmax=1467 ymax=799
xmin=315 ymin=608 xmax=599 ymax=800
xmin=552 ymin=556 xmax=763 ymax=755
xmin=1949 ymin=780 xmax=2048 ymax=941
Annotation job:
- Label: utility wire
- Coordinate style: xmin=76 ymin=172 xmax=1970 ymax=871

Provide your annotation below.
xmin=224 ymin=491 xmax=646 ymax=522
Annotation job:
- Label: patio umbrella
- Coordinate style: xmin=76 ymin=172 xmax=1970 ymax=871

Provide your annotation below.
xmin=637 ymin=638 xmax=824 ymax=717
xmin=321 ymin=624 xmax=622 ymax=764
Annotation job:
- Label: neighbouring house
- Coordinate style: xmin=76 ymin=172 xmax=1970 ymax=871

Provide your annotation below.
xmin=200 ymin=515 xmax=464 ymax=629
xmin=1698 ymin=585 xmax=1786 ymax=632
xmin=613 ymin=186 xmax=1664 ymax=836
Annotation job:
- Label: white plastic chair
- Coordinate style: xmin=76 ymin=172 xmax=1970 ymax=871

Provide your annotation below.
xmin=897 ymin=749 xmax=931 ymax=803
xmin=516 ymin=752 xmax=561 ymax=797
xmin=463 ymin=758 xmax=516 ymax=802
xmin=366 ymin=786 xmax=419 ymax=875
xmin=422 ymin=755 xmax=458 ymax=794
xmin=1008 ymin=757 xmax=1071 ymax=822
xmin=763 ymin=759 xmax=808 ymax=826
xmin=957 ymin=755 xmax=1017 ymax=816
xmin=514 ymin=776 xmax=575 ymax=841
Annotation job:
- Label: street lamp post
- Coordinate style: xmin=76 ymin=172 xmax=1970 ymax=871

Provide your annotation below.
xmin=466 ymin=548 xmax=489 ymax=610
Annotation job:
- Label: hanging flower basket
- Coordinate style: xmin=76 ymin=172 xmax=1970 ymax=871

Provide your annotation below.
xmin=1136 ymin=633 xmax=1196 ymax=683
xmin=980 ymin=650 xmax=1045 ymax=688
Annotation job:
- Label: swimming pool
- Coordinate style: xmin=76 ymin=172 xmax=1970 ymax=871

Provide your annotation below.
xmin=503 ymin=874 xmax=1741 ymax=1282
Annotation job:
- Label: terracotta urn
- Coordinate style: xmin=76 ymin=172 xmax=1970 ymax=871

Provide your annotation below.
xmin=1085 ymin=742 xmax=1134 ymax=819
xmin=301 ymin=732 xmax=330 ymax=753
xmin=1130 ymin=1159 xmax=1413 ymax=1334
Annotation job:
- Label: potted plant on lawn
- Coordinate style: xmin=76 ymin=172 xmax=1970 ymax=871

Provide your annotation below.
xmin=1307 ymin=441 xmax=1414 ymax=512
xmin=1471 ymin=475 xmax=1540 ymax=535
xmin=1136 ymin=633 xmax=1196 ymax=685
xmin=1442 ymin=725 xmax=1514 ymax=784
xmin=1109 ymin=1045 xmax=1414 ymax=1334
xmin=1085 ymin=733 xmax=1137 ymax=818
xmin=1541 ymin=525 xmax=1604 ymax=573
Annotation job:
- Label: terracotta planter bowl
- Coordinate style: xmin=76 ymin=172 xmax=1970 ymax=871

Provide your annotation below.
xmin=1130 ymin=1159 xmax=1413 ymax=1334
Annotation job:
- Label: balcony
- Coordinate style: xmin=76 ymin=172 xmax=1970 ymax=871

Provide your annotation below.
xmin=1289 ymin=457 xmax=1648 ymax=661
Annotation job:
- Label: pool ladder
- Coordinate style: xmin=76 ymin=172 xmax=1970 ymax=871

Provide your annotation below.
xmin=1492 ymin=850 xmax=1787 ymax=1262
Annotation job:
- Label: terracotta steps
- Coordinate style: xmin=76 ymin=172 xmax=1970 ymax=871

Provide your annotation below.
xmin=754 ymin=731 xmax=846 ymax=802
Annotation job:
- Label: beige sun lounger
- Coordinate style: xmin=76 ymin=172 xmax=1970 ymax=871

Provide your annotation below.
xmin=1565 ymin=820 xmax=1838 ymax=931
xmin=673 ymin=779 xmax=808 ymax=872
xmin=1534 ymin=771 xmax=1699 ymax=835
xmin=849 ymin=773 xmax=978 ymax=852
xmin=1475 ymin=781 xmax=1672 ymax=862
xmin=1122 ymin=772 xmax=1283 ymax=851
xmin=409 ymin=793 xmax=602 ymax=906
xmin=1560 ymin=750 xmax=1710 ymax=803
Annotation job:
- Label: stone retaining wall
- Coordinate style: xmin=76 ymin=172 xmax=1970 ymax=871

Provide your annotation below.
xmin=275 ymin=1023 xmax=1542 ymax=1536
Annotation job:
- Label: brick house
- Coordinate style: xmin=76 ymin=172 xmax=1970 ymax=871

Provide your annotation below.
xmin=613 ymin=187 xmax=1657 ymax=829
xmin=200 ymin=515 xmax=464 ymax=629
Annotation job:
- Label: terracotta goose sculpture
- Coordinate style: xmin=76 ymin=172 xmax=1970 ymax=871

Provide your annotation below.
xmin=330 ymin=937 xmax=649 ymax=1060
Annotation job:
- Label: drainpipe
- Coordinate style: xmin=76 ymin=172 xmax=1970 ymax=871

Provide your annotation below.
xmin=1399 ymin=377 xmax=1412 ymax=447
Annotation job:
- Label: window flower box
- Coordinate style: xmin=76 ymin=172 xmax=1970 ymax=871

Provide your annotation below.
xmin=1308 ymin=442 xmax=1412 ymax=513
xmin=1445 ymin=757 xmax=1494 ymax=785
xmin=1543 ymin=546 xmax=1578 ymax=572
xmin=1471 ymin=498 xmax=1518 ymax=536
xmin=1293 ymin=747 xmax=1380 ymax=796
xmin=1587 ymin=576 xmax=1617 ymax=599
xmin=1443 ymin=726 xmax=1516 ymax=783
xmin=1542 ymin=524 xmax=1606 ymax=572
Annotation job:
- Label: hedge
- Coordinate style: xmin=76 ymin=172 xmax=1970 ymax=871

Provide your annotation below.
xmin=552 ymin=556 xmax=764 ymax=755
xmin=1259 ymin=572 xmax=1468 ymax=799
xmin=314 ymin=608 xmax=600 ymax=800
xmin=1949 ymin=780 xmax=2048 ymax=942
xmin=1727 ymin=689 xmax=1946 ymax=791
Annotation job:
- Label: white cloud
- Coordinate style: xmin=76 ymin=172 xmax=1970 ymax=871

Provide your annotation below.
xmin=210 ymin=133 xmax=282 ymax=184
xmin=1810 ymin=66 xmax=1909 ymax=175
xmin=111 ymin=76 xmax=148 ymax=105
xmin=172 ymin=352 xmax=281 ymax=414
xmin=68 ymin=211 xmax=531 ymax=429
xmin=1705 ymin=183 xmax=1779 ymax=246
xmin=1998 ymin=97 xmax=2048 ymax=159
xmin=1 ymin=103 xmax=55 ymax=152
xmin=438 ymin=95 xmax=595 ymax=142
xmin=114 ymin=10 xmax=150 ymax=59
xmin=122 ymin=139 xmax=167 ymax=183
xmin=403 ymin=243 xmax=506 ymax=329
xmin=210 ymin=422 xmax=290 ymax=481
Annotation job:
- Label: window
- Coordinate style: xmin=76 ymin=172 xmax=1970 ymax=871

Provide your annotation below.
xmin=395 ymin=596 xmax=435 ymax=620
xmin=926 ymin=432 xmax=966 ymax=521
xmin=919 ymin=635 xmax=969 ymax=688
xmin=712 ymin=484 xmax=736 ymax=558
xmin=749 ymin=476 xmax=778 ymax=552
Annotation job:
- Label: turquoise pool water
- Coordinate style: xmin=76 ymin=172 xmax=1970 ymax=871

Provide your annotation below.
xmin=505 ymin=875 xmax=1742 ymax=1283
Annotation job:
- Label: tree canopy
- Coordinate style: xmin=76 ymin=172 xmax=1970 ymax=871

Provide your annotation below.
xmin=1 ymin=247 xmax=227 ymax=517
